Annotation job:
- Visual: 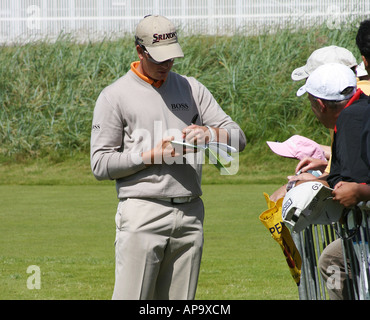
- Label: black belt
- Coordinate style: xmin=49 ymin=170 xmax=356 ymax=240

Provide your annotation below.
xmin=157 ymin=196 xmax=198 ymax=204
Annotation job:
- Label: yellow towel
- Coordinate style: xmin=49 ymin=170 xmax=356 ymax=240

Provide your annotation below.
xmin=259 ymin=193 xmax=302 ymax=285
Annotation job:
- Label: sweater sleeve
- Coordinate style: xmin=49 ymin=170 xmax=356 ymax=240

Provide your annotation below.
xmin=186 ymin=77 xmax=247 ymax=152
xmin=90 ymin=91 xmax=146 ymax=181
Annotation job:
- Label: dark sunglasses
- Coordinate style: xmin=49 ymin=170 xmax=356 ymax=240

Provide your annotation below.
xmin=139 ymin=44 xmax=174 ymax=65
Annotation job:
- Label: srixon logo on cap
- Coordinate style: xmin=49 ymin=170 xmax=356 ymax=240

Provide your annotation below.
xmin=152 ymin=32 xmax=177 ymax=44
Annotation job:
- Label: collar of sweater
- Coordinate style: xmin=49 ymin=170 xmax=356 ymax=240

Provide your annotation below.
xmin=131 ymin=61 xmax=165 ymax=88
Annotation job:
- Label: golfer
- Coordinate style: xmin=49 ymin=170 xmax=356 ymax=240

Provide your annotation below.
xmin=90 ymin=15 xmax=246 ymax=300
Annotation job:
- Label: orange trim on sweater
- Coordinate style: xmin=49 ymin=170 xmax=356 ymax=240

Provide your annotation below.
xmin=130 ymin=61 xmax=164 ymax=88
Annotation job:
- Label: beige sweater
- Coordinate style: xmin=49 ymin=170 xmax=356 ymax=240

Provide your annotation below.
xmin=90 ymin=68 xmax=246 ymax=199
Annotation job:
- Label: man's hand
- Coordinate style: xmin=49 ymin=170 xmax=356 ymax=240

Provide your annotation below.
xmin=295 ymin=156 xmax=328 ymax=174
xmin=182 ymin=124 xmax=209 ymax=145
xmin=142 ymin=136 xmax=180 ymax=165
xmin=333 ymin=181 xmax=364 ymax=208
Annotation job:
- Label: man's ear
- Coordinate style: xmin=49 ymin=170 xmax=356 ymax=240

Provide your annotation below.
xmin=136 ymin=45 xmax=145 ymax=61
xmin=362 ymin=55 xmax=369 ymax=72
xmin=316 ymin=98 xmax=327 ymax=113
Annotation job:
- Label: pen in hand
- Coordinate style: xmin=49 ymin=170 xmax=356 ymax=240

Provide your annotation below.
xmin=183 ymin=114 xmax=199 ymax=143
xmin=190 ymin=114 xmax=198 ymax=125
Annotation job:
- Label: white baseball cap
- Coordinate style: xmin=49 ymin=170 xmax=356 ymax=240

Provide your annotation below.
xmin=282 ymin=181 xmax=344 ymax=233
xmin=291 ymin=46 xmax=357 ymax=81
xmin=135 ymin=15 xmax=184 ymax=62
xmin=296 ymin=63 xmax=357 ymax=100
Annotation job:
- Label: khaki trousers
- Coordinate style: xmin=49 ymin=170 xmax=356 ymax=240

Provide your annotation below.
xmin=112 ymin=197 xmax=204 ymax=300
xmin=318 ymin=238 xmax=353 ymax=300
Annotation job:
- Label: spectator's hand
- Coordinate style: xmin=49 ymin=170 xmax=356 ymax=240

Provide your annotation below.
xmin=319 ymin=144 xmax=331 ymax=160
xmin=287 ymin=172 xmax=316 ymax=182
xmin=332 ymin=181 xmax=361 ymax=208
xmin=270 ymin=185 xmax=287 ymax=202
xmin=295 ymin=157 xmax=327 ymax=174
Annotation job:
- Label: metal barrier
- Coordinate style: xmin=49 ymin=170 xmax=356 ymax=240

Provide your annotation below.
xmin=292 ymin=201 xmax=370 ymax=300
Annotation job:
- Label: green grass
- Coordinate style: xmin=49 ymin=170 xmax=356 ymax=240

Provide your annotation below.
xmin=0 ymin=184 xmax=298 ymax=300
xmin=0 ymin=185 xmax=117 ymax=299
xmin=0 ymin=144 xmax=305 ymax=186
xmin=197 ymin=184 xmax=298 ymax=300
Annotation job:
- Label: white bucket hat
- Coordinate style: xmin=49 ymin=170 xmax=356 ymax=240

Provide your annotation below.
xmin=282 ymin=181 xmax=344 ymax=233
xmin=135 ymin=15 xmax=184 ymax=62
xmin=291 ymin=45 xmax=357 ymax=81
